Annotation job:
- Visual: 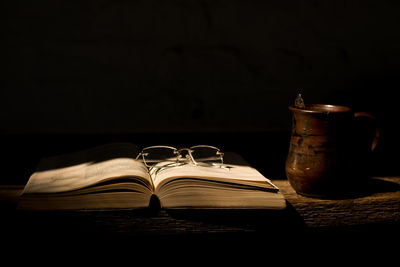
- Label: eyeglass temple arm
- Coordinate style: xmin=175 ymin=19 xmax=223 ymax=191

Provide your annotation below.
xmin=187 ymin=150 xmax=198 ymax=165
xmin=217 ymin=151 xmax=224 ymax=164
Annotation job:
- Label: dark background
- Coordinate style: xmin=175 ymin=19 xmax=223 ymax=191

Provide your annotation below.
xmin=1 ymin=0 xmax=400 ymax=183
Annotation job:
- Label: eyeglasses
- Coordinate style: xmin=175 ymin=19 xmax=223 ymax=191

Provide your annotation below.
xmin=135 ymin=145 xmax=224 ymax=169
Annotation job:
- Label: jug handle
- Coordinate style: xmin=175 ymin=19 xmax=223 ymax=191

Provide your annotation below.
xmin=354 ymin=112 xmax=380 ymax=151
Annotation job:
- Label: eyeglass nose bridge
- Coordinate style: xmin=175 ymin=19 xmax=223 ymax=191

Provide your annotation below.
xmin=176 ymin=148 xmax=197 ymax=165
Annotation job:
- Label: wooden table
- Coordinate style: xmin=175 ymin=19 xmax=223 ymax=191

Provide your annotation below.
xmin=274 ymin=176 xmax=400 ymax=228
xmin=1 ymin=177 xmax=399 ymax=257
xmin=2 ymin=177 xmax=400 ymax=227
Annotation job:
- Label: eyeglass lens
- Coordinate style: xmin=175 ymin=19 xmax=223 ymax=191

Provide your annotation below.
xmin=190 ymin=146 xmax=222 ymax=164
xmin=142 ymin=147 xmax=177 ymax=167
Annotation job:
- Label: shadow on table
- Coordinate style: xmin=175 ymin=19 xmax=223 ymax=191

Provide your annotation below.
xmin=362 ymin=176 xmax=400 ymax=194
xmin=166 ymin=200 xmax=306 ymax=236
xmin=300 ymin=176 xmax=400 ymax=200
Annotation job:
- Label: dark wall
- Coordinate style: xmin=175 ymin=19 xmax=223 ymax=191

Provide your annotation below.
xmin=2 ymin=0 xmax=399 ymax=134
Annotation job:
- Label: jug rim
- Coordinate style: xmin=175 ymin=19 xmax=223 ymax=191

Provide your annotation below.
xmin=289 ymin=104 xmax=351 ymax=114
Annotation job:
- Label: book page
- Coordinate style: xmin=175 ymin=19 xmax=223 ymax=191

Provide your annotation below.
xmin=23 ymin=143 xmax=151 ymax=194
xmin=151 ymin=162 xmax=278 ymax=191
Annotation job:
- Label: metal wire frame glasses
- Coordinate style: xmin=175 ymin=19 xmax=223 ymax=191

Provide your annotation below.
xmin=135 ymin=145 xmax=225 ymax=169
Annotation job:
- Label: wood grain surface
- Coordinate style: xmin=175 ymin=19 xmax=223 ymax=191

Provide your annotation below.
xmin=274 ymin=176 xmax=400 ymax=228
xmin=1 ymin=177 xmax=399 ymax=232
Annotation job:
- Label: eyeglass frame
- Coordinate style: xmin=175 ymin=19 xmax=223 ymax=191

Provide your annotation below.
xmin=135 ymin=145 xmax=224 ymax=168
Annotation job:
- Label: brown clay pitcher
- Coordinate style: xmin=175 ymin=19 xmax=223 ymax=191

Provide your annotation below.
xmin=285 ymin=104 xmax=379 ymax=198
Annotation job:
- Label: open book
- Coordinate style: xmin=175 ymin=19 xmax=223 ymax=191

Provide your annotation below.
xmin=18 ymin=143 xmax=286 ymax=210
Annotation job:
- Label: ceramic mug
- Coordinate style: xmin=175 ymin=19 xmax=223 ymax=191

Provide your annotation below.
xmin=285 ymin=104 xmax=379 ymax=198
